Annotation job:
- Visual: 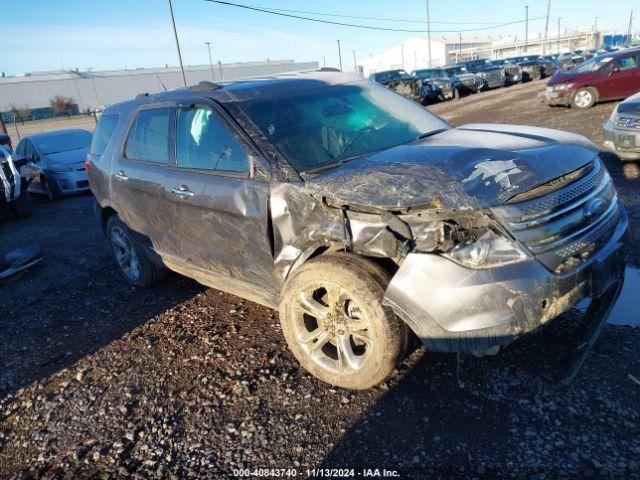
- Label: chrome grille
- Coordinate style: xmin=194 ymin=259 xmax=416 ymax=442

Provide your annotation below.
xmin=493 ymin=158 xmax=619 ymax=273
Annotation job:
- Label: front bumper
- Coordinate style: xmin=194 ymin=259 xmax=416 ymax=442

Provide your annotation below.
xmin=50 ymin=170 xmax=90 ymax=195
xmin=603 ymin=120 xmax=640 ymax=160
xmin=539 ymin=87 xmax=574 ymax=106
xmin=383 ymin=206 xmax=629 ymax=353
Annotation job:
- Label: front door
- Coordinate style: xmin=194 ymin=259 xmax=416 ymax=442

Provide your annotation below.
xmin=162 ymin=101 xmax=276 ymax=304
xmin=607 ymin=54 xmax=640 ymax=99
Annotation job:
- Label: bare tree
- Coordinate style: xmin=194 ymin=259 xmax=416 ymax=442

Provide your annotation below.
xmin=50 ymin=95 xmax=76 ymax=118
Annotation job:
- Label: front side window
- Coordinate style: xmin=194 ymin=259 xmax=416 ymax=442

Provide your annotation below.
xmin=90 ymin=114 xmax=119 ymax=156
xmin=125 ymin=108 xmax=171 ymax=163
xmin=175 ymin=106 xmax=248 ymax=173
xmin=241 ymin=81 xmax=450 ymax=172
xmin=618 ymin=56 xmax=638 ymax=70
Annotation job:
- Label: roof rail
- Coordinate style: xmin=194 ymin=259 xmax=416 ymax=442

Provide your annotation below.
xmin=135 ymin=92 xmax=149 ymax=100
xmin=190 ymin=80 xmax=222 ymax=92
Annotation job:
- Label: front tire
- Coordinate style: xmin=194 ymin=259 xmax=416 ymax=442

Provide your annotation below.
xmin=279 ymin=253 xmax=409 ymax=390
xmin=571 ymin=87 xmax=597 ymax=109
xmin=106 ymin=215 xmax=167 ymax=287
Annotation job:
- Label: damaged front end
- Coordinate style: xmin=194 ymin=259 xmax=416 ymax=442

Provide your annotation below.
xmin=273 ymin=158 xmax=628 ymax=360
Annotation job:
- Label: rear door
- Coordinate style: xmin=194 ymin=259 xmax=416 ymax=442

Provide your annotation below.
xmin=110 ymin=104 xmax=176 ymax=252
xmin=163 ymin=100 xmax=275 ymax=294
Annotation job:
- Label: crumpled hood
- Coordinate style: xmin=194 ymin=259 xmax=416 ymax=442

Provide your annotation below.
xmin=44 ymin=148 xmax=88 ymax=165
xmin=305 ymin=124 xmax=598 ymax=210
xmin=548 ymin=69 xmax=578 ymax=85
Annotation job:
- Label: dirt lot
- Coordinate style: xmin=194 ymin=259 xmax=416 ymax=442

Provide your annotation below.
xmin=1 ymin=80 xmax=639 ymax=479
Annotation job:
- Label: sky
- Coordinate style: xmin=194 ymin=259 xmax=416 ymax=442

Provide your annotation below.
xmin=1 ymin=0 xmax=637 ymax=75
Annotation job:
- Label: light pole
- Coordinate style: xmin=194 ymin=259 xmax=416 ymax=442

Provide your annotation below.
xmin=167 ymin=0 xmax=187 ymax=86
xmin=337 ymin=39 xmax=343 ymax=71
xmin=557 ymin=17 xmax=561 ymax=54
xmin=593 ymin=17 xmax=599 ymax=49
xmin=458 ymin=33 xmax=462 ymax=61
xmin=352 ymin=50 xmax=357 ymax=74
xmin=205 ymin=42 xmax=215 ymax=81
xmin=400 ymin=44 xmax=405 ymax=69
xmin=322 ymin=56 xmax=326 ymax=68
xmin=425 ymin=0 xmax=432 ymax=67
xmin=524 ymin=5 xmax=529 ymax=52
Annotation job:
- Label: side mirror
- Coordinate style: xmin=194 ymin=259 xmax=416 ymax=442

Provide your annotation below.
xmin=610 ymin=65 xmax=621 ymax=75
xmin=30 ymin=153 xmax=38 ymax=163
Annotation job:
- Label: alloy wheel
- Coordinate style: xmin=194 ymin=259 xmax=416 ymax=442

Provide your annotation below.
xmin=110 ymin=225 xmax=140 ymax=281
xmin=292 ymin=284 xmax=373 ymax=374
xmin=574 ymin=90 xmax=593 ymax=108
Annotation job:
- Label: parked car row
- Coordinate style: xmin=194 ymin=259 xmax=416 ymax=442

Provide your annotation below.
xmin=369 ymin=53 xmax=567 ymax=105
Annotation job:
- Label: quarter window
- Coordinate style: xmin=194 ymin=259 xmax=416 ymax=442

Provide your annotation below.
xmin=175 ymin=106 xmax=248 ymax=173
xmin=125 ymin=108 xmax=171 ymax=163
xmin=90 ymin=114 xmax=119 ymax=156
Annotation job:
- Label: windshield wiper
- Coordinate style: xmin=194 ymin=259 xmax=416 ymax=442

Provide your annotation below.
xmin=416 ymin=128 xmax=448 ymax=140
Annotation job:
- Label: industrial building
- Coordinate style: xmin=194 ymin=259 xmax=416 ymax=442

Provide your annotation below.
xmin=0 ymin=59 xmax=318 ymax=121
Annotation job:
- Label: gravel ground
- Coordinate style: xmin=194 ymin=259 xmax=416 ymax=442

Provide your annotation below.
xmin=1 ymin=80 xmax=639 ymax=480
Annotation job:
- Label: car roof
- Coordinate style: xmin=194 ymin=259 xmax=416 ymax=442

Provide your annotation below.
xmin=25 ymin=129 xmax=90 ymax=140
xmin=103 ymin=71 xmax=365 ymax=114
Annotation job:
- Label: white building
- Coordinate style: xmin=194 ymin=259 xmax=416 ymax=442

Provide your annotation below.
xmin=359 ymin=35 xmax=501 ymax=76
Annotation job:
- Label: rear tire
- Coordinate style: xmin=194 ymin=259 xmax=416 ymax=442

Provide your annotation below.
xmin=571 ymin=87 xmax=597 ymax=109
xmin=279 ymin=253 xmax=409 ymax=390
xmin=106 ymin=215 xmax=167 ymax=287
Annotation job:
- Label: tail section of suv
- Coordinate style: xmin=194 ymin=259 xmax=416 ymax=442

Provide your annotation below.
xmin=88 ymin=73 xmax=628 ymax=389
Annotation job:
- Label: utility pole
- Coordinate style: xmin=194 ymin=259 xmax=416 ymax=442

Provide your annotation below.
xmin=458 ymin=33 xmax=462 ymax=60
xmin=205 ymin=42 xmax=215 ymax=81
xmin=593 ymin=17 xmax=599 ymax=49
xmin=217 ymin=60 xmax=224 ymax=81
xmin=524 ymin=5 xmax=529 ymax=52
xmin=352 ymin=50 xmax=357 ymax=74
xmin=167 ymin=0 xmax=187 ymax=87
xmin=322 ymin=56 xmax=326 ymax=68
xmin=557 ymin=17 xmax=561 ymax=53
xmin=400 ymin=44 xmax=405 ymax=69
xmin=425 ymin=0 xmax=432 ymax=68
xmin=542 ymin=0 xmax=551 ymax=56
xmin=337 ymin=39 xmax=343 ymax=71
xmin=627 ymin=10 xmax=634 ymax=47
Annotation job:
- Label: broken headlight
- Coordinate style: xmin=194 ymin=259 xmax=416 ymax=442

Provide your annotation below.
xmin=442 ymin=229 xmax=529 ymax=269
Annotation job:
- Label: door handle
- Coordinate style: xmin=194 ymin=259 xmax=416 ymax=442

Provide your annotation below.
xmin=114 ymin=170 xmax=128 ymax=181
xmin=171 ymin=186 xmax=195 ymax=198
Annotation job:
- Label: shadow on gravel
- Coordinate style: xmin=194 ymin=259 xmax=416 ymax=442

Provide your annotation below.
xmin=320 ymin=310 xmax=640 ymax=478
xmin=0 ymin=194 xmax=205 ymax=399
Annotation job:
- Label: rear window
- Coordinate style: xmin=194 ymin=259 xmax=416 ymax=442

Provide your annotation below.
xmin=124 ymin=108 xmax=172 ymax=163
xmin=89 ymin=114 xmax=119 ymax=156
xmin=37 ymin=131 xmax=92 ymax=155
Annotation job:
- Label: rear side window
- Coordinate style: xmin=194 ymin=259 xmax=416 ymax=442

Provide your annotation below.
xmin=175 ymin=106 xmax=248 ymax=173
xmin=618 ymin=55 xmax=638 ymax=71
xmin=90 ymin=114 xmax=119 ymax=156
xmin=125 ymin=108 xmax=172 ymax=163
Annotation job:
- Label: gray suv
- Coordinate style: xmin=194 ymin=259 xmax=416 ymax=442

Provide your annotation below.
xmin=88 ymin=72 xmax=628 ymax=389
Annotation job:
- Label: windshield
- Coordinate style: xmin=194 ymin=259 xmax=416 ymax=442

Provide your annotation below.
xmin=36 ymin=131 xmax=92 ymax=155
xmin=414 ymin=69 xmax=447 ymax=80
xmin=445 ymin=66 xmax=468 ymax=75
xmin=372 ymin=70 xmax=410 ymax=82
xmin=240 ymin=81 xmax=449 ymax=173
xmin=467 ymin=60 xmax=494 ymax=70
xmin=572 ymin=56 xmax=614 ymax=73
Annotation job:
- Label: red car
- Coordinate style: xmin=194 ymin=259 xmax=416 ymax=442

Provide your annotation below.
xmin=540 ymin=48 xmax=640 ymax=109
